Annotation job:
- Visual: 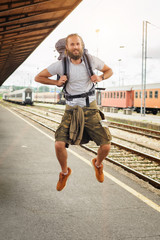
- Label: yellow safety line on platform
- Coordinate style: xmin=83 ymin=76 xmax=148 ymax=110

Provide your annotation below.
xmin=3 ymin=105 xmax=160 ymax=213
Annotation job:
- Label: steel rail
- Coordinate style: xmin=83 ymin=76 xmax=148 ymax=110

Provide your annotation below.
xmin=109 ymin=122 xmax=160 ymax=140
xmin=80 ymin=144 xmax=160 ymax=189
xmin=111 ymin=141 xmax=160 ymax=164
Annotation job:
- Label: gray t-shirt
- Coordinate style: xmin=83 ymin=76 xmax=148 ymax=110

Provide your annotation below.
xmin=47 ymin=54 xmax=104 ymax=107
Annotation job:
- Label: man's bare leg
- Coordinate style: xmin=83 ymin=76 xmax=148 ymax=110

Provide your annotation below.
xmin=55 ymin=141 xmax=68 ymax=173
xmin=96 ymin=143 xmax=111 ymax=166
xmin=92 ymin=143 xmax=111 ymax=182
xmin=55 ymin=141 xmax=72 ymax=191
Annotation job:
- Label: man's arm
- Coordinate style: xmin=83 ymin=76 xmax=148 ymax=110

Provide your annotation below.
xmin=100 ymin=64 xmax=113 ymax=80
xmin=90 ymin=64 xmax=113 ymax=83
xmin=35 ymin=69 xmax=67 ymax=87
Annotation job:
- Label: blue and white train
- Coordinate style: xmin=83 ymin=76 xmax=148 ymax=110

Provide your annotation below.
xmin=3 ymin=88 xmax=34 ymax=105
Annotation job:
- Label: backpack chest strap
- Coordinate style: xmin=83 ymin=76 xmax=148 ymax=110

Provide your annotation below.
xmin=64 ymin=87 xmax=95 ymax=107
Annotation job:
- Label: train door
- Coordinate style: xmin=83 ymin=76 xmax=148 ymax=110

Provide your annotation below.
xmin=96 ymin=91 xmax=101 ymax=105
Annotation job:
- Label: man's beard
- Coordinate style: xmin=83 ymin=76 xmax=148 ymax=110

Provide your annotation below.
xmin=67 ymin=49 xmax=83 ymax=60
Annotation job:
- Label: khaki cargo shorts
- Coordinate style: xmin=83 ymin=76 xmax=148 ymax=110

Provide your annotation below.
xmin=55 ymin=101 xmax=112 ymax=146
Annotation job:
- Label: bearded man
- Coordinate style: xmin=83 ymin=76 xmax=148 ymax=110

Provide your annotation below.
xmin=35 ymin=33 xmax=113 ymax=191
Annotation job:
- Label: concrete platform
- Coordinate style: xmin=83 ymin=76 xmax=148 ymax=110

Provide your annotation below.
xmin=0 ymin=105 xmax=160 ymax=240
xmin=104 ymin=111 xmax=160 ymax=130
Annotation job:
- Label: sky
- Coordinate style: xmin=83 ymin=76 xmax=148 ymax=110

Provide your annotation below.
xmin=3 ymin=0 xmax=160 ymax=89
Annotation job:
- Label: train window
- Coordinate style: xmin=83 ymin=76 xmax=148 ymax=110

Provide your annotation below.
xmin=105 ymin=93 xmax=107 ymax=98
xmin=114 ymin=92 xmax=116 ymax=98
xmin=139 ymin=91 xmax=141 ymax=98
xmin=117 ymin=92 xmax=119 ymax=98
xmin=111 ymin=92 xmax=112 ymax=98
xmin=155 ymin=91 xmax=158 ymax=98
xmin=149 ymin=91 xmax=152 ymax=98
xmin=120 ymin=92 xmax=123 ymax=98
xmin=145 ymin=91 xmax=147 ymax=98
xmin=135 ymin=92 xmax=138 ymax=98
xmin=108 ymin=92 xmax=109 ymax=98
xmin=124 ymin=92 xmax=125 ymax=98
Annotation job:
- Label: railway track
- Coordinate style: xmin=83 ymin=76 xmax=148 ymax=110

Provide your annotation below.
xmin=108 ymin=121 xmax=160 ymax=140
xmin=32 ymin=104 xmax=160 ymax=140
xmin=4 ymin=103 xmax=160 ymax=189
xmin=17 ymin=105 xmax=160 ymax=153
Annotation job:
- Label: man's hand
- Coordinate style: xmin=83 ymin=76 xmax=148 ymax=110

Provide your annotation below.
xmin=57 ymin=75 xmax=68 ymax=87
xmin=90 ymin=74 xmax=102 ymax=83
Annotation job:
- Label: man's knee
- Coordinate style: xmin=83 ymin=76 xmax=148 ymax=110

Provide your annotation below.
xmin=55 ymin=141 xmax=66 ymax=152
xmin=100 ymin=143 xmax=111 ymax=153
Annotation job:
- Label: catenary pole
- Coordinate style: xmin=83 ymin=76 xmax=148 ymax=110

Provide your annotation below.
xmin=141 ymin=21 xmax=145 ymax=116
xmin=141 ymin=20 xmax=148 ymax=116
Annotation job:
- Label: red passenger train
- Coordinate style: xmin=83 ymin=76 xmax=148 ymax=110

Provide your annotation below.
xmin=100 ymin=83 xmax=160 ymax=115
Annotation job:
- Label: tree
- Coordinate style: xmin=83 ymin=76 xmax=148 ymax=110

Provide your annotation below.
xmin=38 ymin=86 xmax=50 ymax=92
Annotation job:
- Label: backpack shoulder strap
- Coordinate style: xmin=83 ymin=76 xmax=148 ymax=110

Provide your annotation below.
xmin=83 ymin=53 xmax=94 ymax=77
xmin=62 ymin=56 xmax=69 ymax=93
xmin=62 ymin=56 xmax=69 ymax=78
xmin=57 ymin=56 xmax=68 ymax=81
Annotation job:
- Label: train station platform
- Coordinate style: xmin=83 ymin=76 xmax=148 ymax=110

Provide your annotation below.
xmin=0 ymin=104 xmax=160 ymax=240
xmin=104 ymin=111 xmax=160 ymax=131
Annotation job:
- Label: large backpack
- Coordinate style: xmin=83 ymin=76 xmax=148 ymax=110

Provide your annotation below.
xmin=55 ymin=38 xmax=95 ymax=106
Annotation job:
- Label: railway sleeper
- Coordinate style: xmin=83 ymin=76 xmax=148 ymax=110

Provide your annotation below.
xmin=110 ymin=156 xmax=139 ymax=160
xmin=134 ymin=168 xmax=160 ymax=172
xmin=118 ymin=162 xmax=159 ymax=167
xmin=124 ymin=164 xmax=160 ymax=169
xmin=109 ymin=153 xmax=133 ymax=157
xmin=142 ymin=173 xmax=160 ymax=179
xmin=152 ymin=176 xmax=160 ymax=180
xmin=119 ymin=159 xmax=154 ymax=164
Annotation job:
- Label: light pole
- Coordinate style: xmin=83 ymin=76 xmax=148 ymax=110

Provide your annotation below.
xmin=95 ymin=29 xmax=100 ymax=89
xmin=118 ymin=59 xmax=122 ymax=86
xmin=118 ymin=45 xmax=124 ymax=86
xmin=141 ymin=21 xmax=150 ymax=116
xmin=95 ymin=29 xmax=100 ymax=57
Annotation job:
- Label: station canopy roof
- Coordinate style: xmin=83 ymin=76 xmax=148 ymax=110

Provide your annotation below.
xmin=0 ymin=0 xmax=82 ymax=86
